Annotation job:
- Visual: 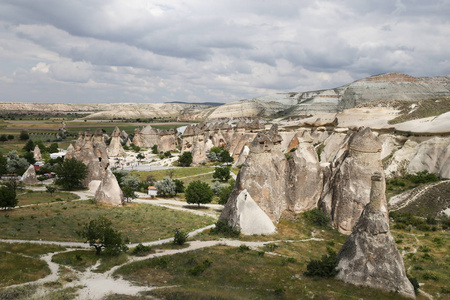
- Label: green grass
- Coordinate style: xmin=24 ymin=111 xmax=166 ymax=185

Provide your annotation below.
xmin=396 ymin=181 xmax=450 ymax=217
xmin=131 ymin=166 xmax=215 ymax=182
xmin=114 ymin=244 xmax=412 ymax=300
xmin=0 ymin=252 xmax=50 ymax=288
xmin=388 ymin=96 xmax=450 ymax=124
xmin=16 ymin=191 xmax=80 ymax=206
xmin=0 ymin=202 xmax=215 ymax=242
xmin=0 ymin=242 xmax=65 ymax=258
xmin=52 ymin=250 xmax=129 ymax=273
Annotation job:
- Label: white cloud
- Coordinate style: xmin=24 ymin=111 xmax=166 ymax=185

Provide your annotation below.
xmin=0 ymin=0 xmax=448 ymax=103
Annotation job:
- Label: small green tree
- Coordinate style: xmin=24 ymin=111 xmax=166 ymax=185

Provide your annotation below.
xmin=77 ymin=216 xmax=128 ymax=255
xmin=0 ymin=134 xmax=7 ymax=142
xmin=218 ymin=179 xmax=235 ymax=205
xmin=136 ymin=153 xmax=145 ymax=162
xmin=151 ymin=145 xmax=158 ymax=154
xmin=19 ymin=130 xmax=29 ymax=140
xmin=213 ymin=166 xmax=231 ymax=182
xmin=178 ymin=151 xmax=193 ymax=167
xmin=122 ymin=185 xmax=137 ymax=203
xmin=45 ymin=185 xmax=57 ymax=196
xmin=173 ymin=179 xmax=185 ymax=194
xmin=6 ymin=150 xmax=29 ymax=174
xmin=21 ymin=152 xmax=35 ymax=165
xmin=55 ymin=158 xmax=88 ymax=190
xmin=0 ymin=186 xmax=17 ymax=210
xmin=47 ymin=143 xmax=59 ymax=153
xmin=0 ymin=155 xmax=7 ymax=176
xmin=185 ymin=180 xmax=214 ymax=206
xmin=7 ymin=135 xmax=14 ymax=140
xmin=155 ymin=177 xmax=176 ymax=197
xmin=304 ymin=247 xmax=338 ymax=278
xmin=173 ymin=228 xmax=189 ymax=245
xmin=219 ymin=150 xmax=233 ymax=164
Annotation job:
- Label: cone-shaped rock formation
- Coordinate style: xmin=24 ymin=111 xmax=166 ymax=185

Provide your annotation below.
xmin=94 ymin=168 xmax=124 ymax=206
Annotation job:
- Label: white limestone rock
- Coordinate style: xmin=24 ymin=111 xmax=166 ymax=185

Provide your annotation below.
xmin=108 ymin=127 xmax=126 ymax=157
xmin=226 ymin=189 xmax=277 ymax=235
xmin=21 ymin=164 xmax=38 ymax=185
xmin=33 ymin=145 xmax=42 ymax=161
xmin=94 ymin=168 xmax=124 ymax=206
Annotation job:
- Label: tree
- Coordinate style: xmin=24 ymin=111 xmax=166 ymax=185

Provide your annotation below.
xmin=0 ymin=155 xmax=7 ymax=176
xmin=136 ymin=153 xmax=145 ymax=162
xmin=219 ymin=150 xmax=233 ymax=164
xmin=21 ymin=152 xmax=35 ymax=165
xmin=178 ymin=151 xmax=193 ymax=167
xmin=45 ymin=185 xmax=57 ymax=196
xmin=0 ymin=134 xmax=7 ymax=142
xmin=218 ymin=179 xmax=235 ymax=205
xmin=0 ymin=186 xmax=17 ymax=210
xmin=122 ymin=186 xmax=137 ymax=203
xmin=173 ymin=179 xmax=185 ymax=194
xmin=23 ymin=140 xmax=35 ymax=152
xmin=155 ymin=177 xmax=176 ymax=197
xmin=7 ymin=135 xmax=14 ymax=140
xmin=185 ymin=180 xmax=214 ymax=206
xmin=77 ymin=216 xmax=128 ymax=255
xmin=55 ymin=158 xmax=88 ymax=190
xmin=151 ymin=145 xmax=158 ymax=154
xmin=19 ymin=130 xmax=29 ymax=140
xmin=6 ymin=150 xmax=29 ymax=174
xmin=213 ymin=166 xmax=231 ymax=182
xmin=212 ymin=181 xmax=223 ymax=195
xmin=47 ymin=143 xmax=59 ymax=153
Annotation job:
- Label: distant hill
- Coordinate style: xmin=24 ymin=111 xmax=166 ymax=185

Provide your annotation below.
xmin=166 ymin=101 xmax=224 ymax=106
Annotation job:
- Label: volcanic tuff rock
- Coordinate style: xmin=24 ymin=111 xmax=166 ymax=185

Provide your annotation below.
xmin=21 ymin=164 xmax=38 ymax=185
xmin=286 ymin=137 xmax=323 ymax=213
xmin=319 ymin=127 xmax=385 ymax=234
xmin=222 ymin=189 xmax=277 ymax=235
xmin=336 ymin=172 xmax=415 ymax=298
xmin=33 ymin=145 xmax=42 ymax=161
xmin=68 ymin=130 xmax=109 ymax=187
xmin=65 ymin=144 xmax=75 ymax=160
xmin=94 ymin=168 xmax=124 ymax=206
xmin=108 ymin=127 xmax=126 ymax=157
xmin=221 ymin=125 xmax=288 ymax=223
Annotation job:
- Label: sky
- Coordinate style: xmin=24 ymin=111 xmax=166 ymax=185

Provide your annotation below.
xmin=0 ymin=0 xmax=449 ymax=104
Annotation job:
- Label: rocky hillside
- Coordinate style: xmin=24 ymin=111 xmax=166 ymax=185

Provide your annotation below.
xmin=208 ymin=73 xmax=450 ymax=119
xmin=1 ymin=72 xmax=449 ymax=120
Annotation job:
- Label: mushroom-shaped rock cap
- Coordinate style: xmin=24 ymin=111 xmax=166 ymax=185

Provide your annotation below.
xmin=111 ymin=126 xmax=122 ymax=138
xmin=183 ymin=125 xmax=195 ymax=137
xmin=349 ymin=127 xmax=382 ymax=153
xmin=300 ymin=131 xmax=314 ymax=143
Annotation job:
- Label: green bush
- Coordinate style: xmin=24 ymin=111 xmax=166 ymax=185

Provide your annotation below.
xmin=209 ymin=219 xmax=240 ymax=237
xmin=187 ymin=259 xmax=212 ymax=276
xmin=185 ymin=180 xmax=213 ymax=206
xmin=173 ymin=228 xmax=189 ymax=245
xmin=407 ymin=274 xmax=420 ymax=295
xmin=303 ymin=208 xmax=330 ymax=227
xmin=131 ymin=243 xmax=153 ymax=256
xmin=406 ymin=170 xmax=439 ymax=184
xmin=178 ymin=151 xmax=193 ymax=167
xmin=304 ymin=248 xmax=338 ymax=278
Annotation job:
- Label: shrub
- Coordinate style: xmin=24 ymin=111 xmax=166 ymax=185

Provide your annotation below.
xmin=0 ymin=186 xmax=17 ymax=210
xmin=187 ymin=259 xmax=212 ymax=276
xmin=185 ymin=180 xmax=213 ymax=206
xmin=406 ymin=170 xmax=440 ymax=184
xmin=209 ymin=219 xmax=240 ymax=237
xmin=303 ymin=208 xmax=330 ymax=227
xmin=173 ymin=179 xmax=185 ymax=194
xmin=151 ymin=145 xmax=158 ymax=154
xmin=213 ymin=166 xmax=231 ymax=182
xmin=131 ymin=243 xmax=153 ymax=256
xmin=178 ymin=151 xmax=193 ymax=167
xmin=173 ymin=228 xmax=189 ymax=245
xmin=155 ymin=177 xmax=176 ymax=197
xmin=422 ymin=272 xmax=439 ymax=281
xmin=304 ymin=248 xmax=338 ymax=278
xmin=407 ymin=274 xmax=420 ymax=295
xmin=55 ymin=158 xmax=88 ymax=190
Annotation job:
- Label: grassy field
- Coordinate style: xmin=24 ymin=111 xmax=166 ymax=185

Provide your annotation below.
xmin=388 ymin=96 xmax=450 ymax=125
xmin=16 ymin=190 xmax=80 ymax=206
xmin=131 ymin=166 xmax=215 ymax=182
xmin=52 ymin=250 xmax=129 ymax=273
xmin=0 ymin=202 xmax=215 ymax=243
xmin=112 ymin=212 xmax=449 ymax=300
xmin=0 ymin=243 xmax=65 ymax=288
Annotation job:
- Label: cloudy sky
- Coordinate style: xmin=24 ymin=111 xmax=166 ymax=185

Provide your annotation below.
xmin=0 ymin=0 xmax=449 ymax=104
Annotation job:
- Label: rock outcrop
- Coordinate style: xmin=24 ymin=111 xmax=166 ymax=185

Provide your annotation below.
xmin=65 ymin=144 xmax=75 ymax=160
xmin=21 ymin=164 xmax=38 ymax=185
xmin=33 ymin=145 xmax=42 ymax=161
xmin=133 ymin=125 xmax=178 ymax=152
xmin=221 ymin=125 xmax=287 ymax=224
xmin=108 ymin=127 xmax=126 ymax=157
xmin=94 ymin=168 xmax=124 ymax=206
xmin=221 ymin=189 xmax=277 ymax=235
xmin=336 ymin=172 xmax=415 ymax=298
xmin=319 ymin=127 xmax=385 ymax=234
xmin=286 ymin=135 xmax=323 ymax=213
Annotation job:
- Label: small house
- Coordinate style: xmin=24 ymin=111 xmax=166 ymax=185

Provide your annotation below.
xmin=148 ymin=186 xmax=158 ymax=197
